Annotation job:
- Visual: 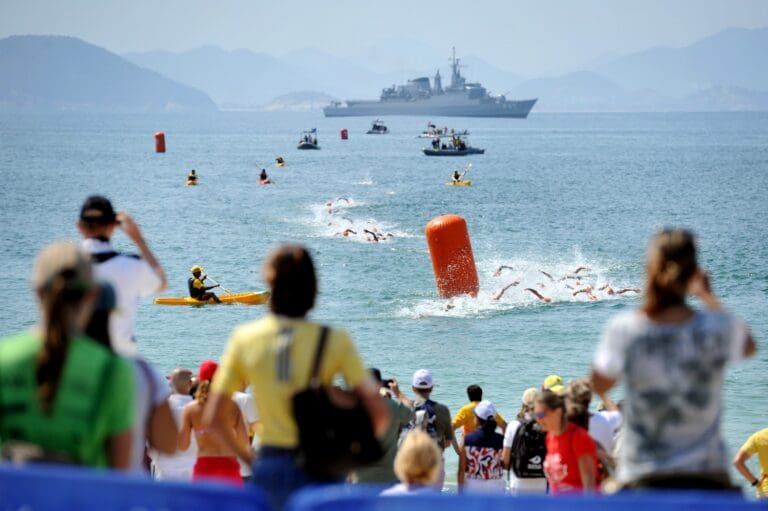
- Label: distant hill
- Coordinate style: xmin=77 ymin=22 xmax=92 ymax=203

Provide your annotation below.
xmin=124 ymin=45 xmax=524 ymax=110
xmin=0 ymin=35 xmax=216 ymax=112
xmin=596 ymin=27 xmax=768 ymax=97
xmin=262 ymin=91 xmax=337 ymax=112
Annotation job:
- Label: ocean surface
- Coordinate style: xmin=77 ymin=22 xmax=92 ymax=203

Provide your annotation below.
xmin=1 ymin=111 xmax=767 ymax=488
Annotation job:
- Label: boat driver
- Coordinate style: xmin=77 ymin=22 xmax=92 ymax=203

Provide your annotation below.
xmin=188 ymin=266 xmax=221 ymax=303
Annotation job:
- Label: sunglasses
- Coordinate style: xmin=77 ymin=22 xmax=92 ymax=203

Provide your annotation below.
xmin=534 ymin=410 xmax=547 ymax=419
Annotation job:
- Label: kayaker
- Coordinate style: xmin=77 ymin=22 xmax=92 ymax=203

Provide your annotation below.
xmin=188 ymin=266 xmax=221 ymax=303
xmin=260 ymin=169 xmax=269 ymax=182
xmin=452 ymin=169 xmax=465 ymax=183
xmin=276 ymin=156 xmax=284 ymax=165
xmin=187 ymin=170 xmax=197 ymax=183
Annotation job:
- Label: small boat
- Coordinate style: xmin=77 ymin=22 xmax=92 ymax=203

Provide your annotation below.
xmin=297 ymin=129 xmax=320 ymax=150
xmin=417 ymin=123 xmax=469 ymax=139
xmin=424 ymin=147 xmax=484 ymax=156
xmin=259 ymin=179 xmax=272 ymax=185
xmin=275 ymin=156 xmax=285 ymax=167
xmin=154 ymin=291 xmax=270 ymax=306
xmin=366 ymin=119 xmax=388 ymax=134
xmin=446 ymin=180 xmax=472 ymax=186
xmin=424 ymin=134 xmax=483 ymax=156
xmin=186 ymin=180 xmax=198 ymax=186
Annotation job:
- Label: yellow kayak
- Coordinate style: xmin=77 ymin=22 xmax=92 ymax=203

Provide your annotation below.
xmin=154 ymin=291 xmax=270 ymax=306
xmin=446 ymin=180 xmax=472 ymax=186
xmin=276 ymin=162 xmax=285 ymax=167
xmin=186 ymin=180 xmax=198 ymax=186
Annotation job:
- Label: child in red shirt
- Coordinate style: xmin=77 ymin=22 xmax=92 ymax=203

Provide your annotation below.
xmin=535 ymin=390 xmax=599 ymax=494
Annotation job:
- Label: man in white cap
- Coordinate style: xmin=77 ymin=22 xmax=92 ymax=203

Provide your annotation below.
xmin=394 ymin=368 xmax=453 ymax=489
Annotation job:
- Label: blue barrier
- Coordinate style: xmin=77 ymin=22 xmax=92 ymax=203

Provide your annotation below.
xmin=0 ymin=463 xmax=270 ymax=511
xmin=288 ymin=484 xmax=764 ymax=511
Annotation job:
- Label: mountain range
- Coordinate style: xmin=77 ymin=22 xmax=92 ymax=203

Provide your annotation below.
xmin=2 ymin=28 xmax=767 ymax=113
xmin=0 ymin=35 xmax=216 ymax=112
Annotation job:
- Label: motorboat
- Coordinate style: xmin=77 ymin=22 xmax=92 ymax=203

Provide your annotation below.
xmin=297 ymin=129 xmax=320 ymax=150
xmin=366 ymin=119 xmax=389 ymax=134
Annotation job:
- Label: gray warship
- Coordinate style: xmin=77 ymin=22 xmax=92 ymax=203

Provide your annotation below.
xmin=323 ymin=48 xmax=536 ymax=118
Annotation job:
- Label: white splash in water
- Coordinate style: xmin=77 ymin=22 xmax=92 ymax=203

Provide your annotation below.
xmin=397 ymin=252 xmax=640 ymax=318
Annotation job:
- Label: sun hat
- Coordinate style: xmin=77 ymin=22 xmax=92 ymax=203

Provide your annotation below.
xmin=79 ymin=195 xmax=117 ymax=225
xmin=198 ymin=360 xmax=218 ymax=382
xmin=543 ymin=374 xmax=565 ymax=394
xmin=33 ymin=242 xmax=93 ymax=292
xmin=474 ymin=400 xmax=496 ymax=421
xmin=412 ymin=369 xmax=433 ymax=389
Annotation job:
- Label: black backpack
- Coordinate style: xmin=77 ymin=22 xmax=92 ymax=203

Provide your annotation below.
xmin=510 ymin=418 xmax=547 ymax=478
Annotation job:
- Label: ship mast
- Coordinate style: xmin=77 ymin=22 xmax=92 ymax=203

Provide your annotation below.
xmin=450 ymin=46 xmax=464 ymax=90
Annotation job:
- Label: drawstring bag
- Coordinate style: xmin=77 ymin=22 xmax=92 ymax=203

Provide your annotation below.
xmin=292 ymin=327 xmax=383 ymax=479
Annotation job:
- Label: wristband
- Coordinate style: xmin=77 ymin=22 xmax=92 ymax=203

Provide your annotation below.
xmin=752 ymin=479 xmax=759 ymax=487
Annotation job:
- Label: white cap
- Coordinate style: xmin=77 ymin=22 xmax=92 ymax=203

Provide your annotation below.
xmin=474 ymin=400 xmax=496 ymax=421
xmin=412 ymin=369 xmax=433 ymax=389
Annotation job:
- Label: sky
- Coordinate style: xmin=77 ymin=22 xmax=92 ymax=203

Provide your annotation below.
xmin=2 ymin=0 xmax=768 ymax=76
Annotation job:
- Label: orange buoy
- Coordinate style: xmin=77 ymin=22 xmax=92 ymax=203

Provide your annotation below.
xmin=154 ymin=132 xmax=166 ymax=153
xmin=340 ymin=128 xmax=348 ymax=140
xmin=425 ymin=214 xmax=479 ymax=298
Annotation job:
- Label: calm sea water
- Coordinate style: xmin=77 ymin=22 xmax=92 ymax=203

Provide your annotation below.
xmin=1 ymin=111 xmax=766 ymax=488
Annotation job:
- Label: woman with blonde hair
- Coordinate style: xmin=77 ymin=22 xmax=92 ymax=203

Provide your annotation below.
xmin=179 ymin=360 xmax=248 ymax=486
xmin=382 ymin=430 xmax=442 ymax=495
xmin=502 ymin=388 xmax=548 ymax=494
xmin=592 ymin=228 xmax=756 ymax=489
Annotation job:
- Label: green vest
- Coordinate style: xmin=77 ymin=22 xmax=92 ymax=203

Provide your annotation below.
xmin=0 ymin=332 xmax=134 ymax=467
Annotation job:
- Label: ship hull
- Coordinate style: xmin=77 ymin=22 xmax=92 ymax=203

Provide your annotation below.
xmin=324 ymin=98 xmax=537 ymax=118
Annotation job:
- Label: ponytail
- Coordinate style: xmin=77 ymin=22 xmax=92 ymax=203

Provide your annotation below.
xmin=196 ymin=379 xmax=211 ymax=405
xmin=643 ymin=229 xmax=697 ymax=316
xmin=36 ymin=275 xmax=84 ymax=413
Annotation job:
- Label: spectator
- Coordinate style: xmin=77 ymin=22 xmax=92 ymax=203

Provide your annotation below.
xmin=452 ymin=384 xmax=507 ymax=441
xmin=592 ymin=228 xmax=756 ymax=489
xmin=565 ymin=378 xmax=614 ymax=453
xmin=502 ymin=388 xmax=547 ymax=494
xmin=203 ymin=245 xmax=389 ymax=510
xmin=232 ymin=385 xmax=259 ymax=482
xmin=535 ymin=390 xmax=598 ymax=494
xmin=179 ymin=360 xmax=247 ymax=486
xmin=381 ymin=430 xmax=442 ymax=496
xmin=458 ymin=401 xmax=505 ymax=493
xmin=150 ymin=368 xmax=197 ymax=480
xmin=355 ymin=369 xmax=413 ymax=484
xmin=84 ymin=282 xmax=176 ymax=473
xmin=0 ymin=242 xmax=134 ymax=468
xmin=77 ymin=195 xmax=166 ymax=356
xmin=733 ymin=428 xmax=768 ymax=498
xmin=395 ymin=369 xmax=453 ymax=489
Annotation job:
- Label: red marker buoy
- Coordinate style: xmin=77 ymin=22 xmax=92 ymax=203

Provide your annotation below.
xmin=425 ymin=214 xmax=479 ymax=298
xmin=340 ymin=128 xmax=348 ymax=140
xmin=154 ymin=132 xmax=166 ymax=153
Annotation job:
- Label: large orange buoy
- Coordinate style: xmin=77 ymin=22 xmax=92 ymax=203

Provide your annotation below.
xmin=425 ymin=214 xmax=479 ymax=298
xmin=340 ymin=128 xmax=348 ymax=140
xmin=154 ymin=132 xmax=166 ymax=153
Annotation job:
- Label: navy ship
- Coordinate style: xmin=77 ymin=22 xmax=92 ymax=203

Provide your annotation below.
xmin=323 ymin=48 xmax=536 ymax=118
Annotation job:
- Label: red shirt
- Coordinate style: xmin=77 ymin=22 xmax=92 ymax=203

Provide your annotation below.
xmin=543 ymin=422 xmax=599 ymax=494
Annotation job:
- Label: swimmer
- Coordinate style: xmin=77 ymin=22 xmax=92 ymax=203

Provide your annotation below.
xmin=363 ymin=229 xmax=380 ymax=243
xmin=615 ymin=287 xmax=641 ymax=294
xmin=540 ymin=270 xmax=554 ymax=282
xmin=335 ymin=197 xmax=350 ymax=204
xmin=574 ymin=266 xmax=592 ymax=274
xmin=524 ymin=288 xmax=552 ymax=303
xmin=493 ymin=265 xmax=514 ymax=277
xmin=492 ymin=281 xmax=519 ymax=301
xmin=573 ymin=285 xmax=593 ymax=296
xmin=335 ymin=229 xmax=357 ymax=237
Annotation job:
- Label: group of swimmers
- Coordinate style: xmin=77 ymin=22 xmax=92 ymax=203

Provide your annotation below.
xmin=322 ymin=197 xmax=394 ymax=243
xmin=491 ymin=265 xmax=640 ymax=303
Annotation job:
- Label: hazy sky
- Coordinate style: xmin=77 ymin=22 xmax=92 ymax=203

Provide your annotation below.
xmin=2 ymin=0 xmax=768 ymax=76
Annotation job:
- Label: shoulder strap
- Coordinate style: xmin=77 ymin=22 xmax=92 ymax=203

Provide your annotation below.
xmin=91 ymin=251 xmax=119 ymax=264
xmin=308 ymin=326 xmax=329 ymax=389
